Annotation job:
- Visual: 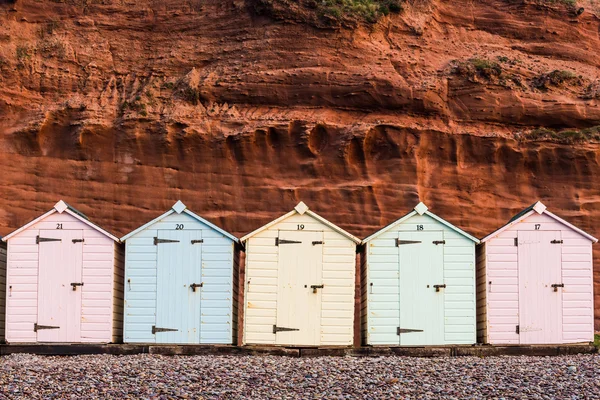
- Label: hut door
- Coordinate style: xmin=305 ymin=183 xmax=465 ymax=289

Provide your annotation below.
xmin=275 ymin=230 xmax=323 ymax=346
xmin=517 ymin=230 xmax=562 ymax=344
xmin=398 ymin=231 xmax=445 ymax=345
xmin=36 ymin=230 xmax=83 ymax=342
xmin=155 ymin=230 xmax=202 ymax=344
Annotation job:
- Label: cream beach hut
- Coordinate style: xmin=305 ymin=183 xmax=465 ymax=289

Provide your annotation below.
xmin=241 ymin=202 xmax=360 ymax=347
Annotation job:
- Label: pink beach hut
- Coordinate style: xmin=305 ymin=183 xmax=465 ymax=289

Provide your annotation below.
xmin=477 ymin=201 xmax=597 ymax=345
xmin=1 ymin=200 xmax=123 ymax=344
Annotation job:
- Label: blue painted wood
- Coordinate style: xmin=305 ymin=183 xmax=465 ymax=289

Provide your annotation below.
xmin=365 ymin=212 xmax=477 ymax=346
xmin=123 ymin=210 xmax=235 ymax=344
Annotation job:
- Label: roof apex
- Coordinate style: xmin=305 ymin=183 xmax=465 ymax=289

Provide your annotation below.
xmin=294 ymin=201 xmax=309 ymax=215
xmin=414 ymin=202 xmax=428 ymax=215
xmin=54 ymin=200 xmax=68 ymax=213
xmin=533 ymin=201 xmax=546 ymax=214
xmin=172 ymin=200 xmax=187 ymax=214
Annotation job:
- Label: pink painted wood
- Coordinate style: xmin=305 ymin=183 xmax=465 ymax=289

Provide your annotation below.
xmin=37 ymin=230 xmax=83 ymax=342
xmin=481 ymin=212 xmax=595 ymax=345
xmin=517 ymin=230 xmax=562 ymax=344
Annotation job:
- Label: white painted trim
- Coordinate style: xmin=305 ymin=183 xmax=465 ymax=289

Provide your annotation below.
xmin=2 ymin=209 xmax=57 ymax=242
xmin=63 ymin=209 xmax=120 ymax=242
xmin=241 ymin=207 xmax=361 ymax=244
xmin=481 ymin=208 xmax=598 ymax=243
xmin=2 ymin=207 xmax=119 ymax=243
xmin=182 ymin=209 xmax=239 ymax=243
xmin=120 ymin=209 xmax=175 ymax=241
xmin=362 ymin=209 xmax=479 ymax=244
xmin=424 ymin=211 xmax=480 ymax=244
xmin=120 ymin=206 xmax=239 ymax=243
xmin=544 ymin=210 xmax=598 ymax=243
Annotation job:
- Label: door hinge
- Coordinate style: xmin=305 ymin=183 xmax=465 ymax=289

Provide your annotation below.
xmin=72 ymin=239 xmax=84 ymax=243
xmin=191 ymin=239 xmax=203 ymax=244
xmin=36 ymin=236 xmax=61 ymax=244
xmin=273 ymin=325 xmax=300 ymax=334
xmin=275 ymin=238 xmax=302 ymax=246
xmin=514 ymin=237 xmax=518 ymax=247
xmin=516 ymin=325 xmax=520 ymax=334
xmin=433 ymin=284 xmax=446 ymax=292
xmin=395 ymin=239 xmax=421 ymax=246
xmin=397 ymin=327 xmax=424 ymax=335
xmin=551 ymin=283 xmax=564 ymax=292
xmin=312 ymin=241 xmax=324 ymax=245
xmin=70 ymin=282 xmax=84 ymax=291
xmin=551 ymin=240 xmax=564 ymax=244
xmin=432 ymin=240 xmax=446 ymax=245
xmin=152 ymin=326 xmax=178 ymax=334
xmin=190 ymin=282 xmax=203 ymax=292
xmin=154 ymin=237 xmax=180 ymax=245
xmin=34 ymin=323 xmax=60 ymax=332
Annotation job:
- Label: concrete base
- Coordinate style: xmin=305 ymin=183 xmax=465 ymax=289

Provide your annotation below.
xmin=0 ymin=344 xmax=596 ymax=357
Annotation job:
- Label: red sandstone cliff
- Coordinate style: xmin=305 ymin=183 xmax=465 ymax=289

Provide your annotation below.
xmin=0 ymin=0 xmax=599 ymax=330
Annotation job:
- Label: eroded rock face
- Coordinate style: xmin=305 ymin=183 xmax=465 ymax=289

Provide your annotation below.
xmin=0 ymin=0 xmax=599 ymax=329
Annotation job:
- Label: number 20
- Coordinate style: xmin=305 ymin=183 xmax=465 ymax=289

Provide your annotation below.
xmin=176 ymin=224 xmax=184 ymax=230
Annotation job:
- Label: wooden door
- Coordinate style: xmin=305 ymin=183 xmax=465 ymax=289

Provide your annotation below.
xmin=155 ymin=230 xmax=202 ymax=344
xmin=37 ymin=230 xmax=83 ymax=342
xmin=275 ymin=230 xmax=324 ymax=346
xmin=518 ymin=230 xmax=562 ymax=344
xmin=398 ymin=231 xmax=445 ymax=345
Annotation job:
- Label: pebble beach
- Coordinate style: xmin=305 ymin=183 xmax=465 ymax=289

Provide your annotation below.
xmin=0 ymin=354 xmax=598 ymax=399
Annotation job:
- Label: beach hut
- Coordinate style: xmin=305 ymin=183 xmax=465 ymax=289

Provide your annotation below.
xmin=361 ymin=202 xmax=479 ymax=346
xmin=0 ymin=238 xmax=6 ymax=342
xmin=241 ymin=202 xmax=361 ymax=347
xmin=477 ymin=201 xmax=597 ymax=345
xmin=1 ymin=200 xmax=122 ymax=344
xmin=120 ymin=201 xmax=240 ymax=344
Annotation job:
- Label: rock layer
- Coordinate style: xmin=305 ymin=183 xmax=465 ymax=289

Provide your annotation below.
xmin=0 ymin=0 xmax=599 ymax=329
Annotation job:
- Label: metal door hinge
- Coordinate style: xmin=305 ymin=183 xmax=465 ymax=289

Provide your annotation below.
xmin=70 ymin=282 xmax=84 ymax=291
xmin=310 ymin=284 xmax=324 ymax=293
xmin=36 ymin=236 xmax=61 ymax=244
xmin=34 ymin=323 xmax=59 ymax=332
xmin=273 ymin=325 xmax=300 ymax=334
xmin=514 ymin=237 xmax=518 ymax=247
xmin=152 ymin=326 xmax=178 ymax=334
xmin=191 ymin=239 xmax=203 ymax=244
xmin=397 ymin=327 xmax=424 ymax=335
xmin=516 ymin=325 xmax=520 ymax=334
xmin=154 ymin=237 xmax=180 ymax=245
xmin=396 ymin=239 xmax=421 ymax=246
xmin=433 ymin=284 xmax=446 ymax=292
xmin=551 ymin=283 xmax=564 ymax=292
xmin=551 ymin=240 xmax=564 ymax=244
xmin=275 ymin=238 xmax=301 ymax=246
xmin=433 ymin=240 xmax=446 ymax=245
xmin=190 ymin=283 xmax=203 ymax=292
xmin=72 ymin=239 xmax=84 ymax=243
xmin=312 ymin=241 xmax=324 ymax=245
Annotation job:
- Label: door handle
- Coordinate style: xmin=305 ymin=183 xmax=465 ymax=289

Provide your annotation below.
xmin=551 ymin=283 xmax=564 ymax=292
xmin=190 ymin=283 xmax=203 ymax=292
xmin=433 ymin=284 xmax=446 ymax=292
xmin=310 ymin=284 xmax=324 ymax=294
xmin=70 ymin=282 xmax=84 ymax=291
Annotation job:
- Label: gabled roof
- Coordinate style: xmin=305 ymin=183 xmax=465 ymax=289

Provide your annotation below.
xmin=481 ymin=201 xmax=598 ymax=243
xmin=362 ymin=202 xmax=480 ymax=244
xmin=2 ymin=200 xmax=119 ymax=242
xmin=241 ymin=201 xmax=361 ymax=244
xmin=120 ymin=200 xmax=239 ymax=243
